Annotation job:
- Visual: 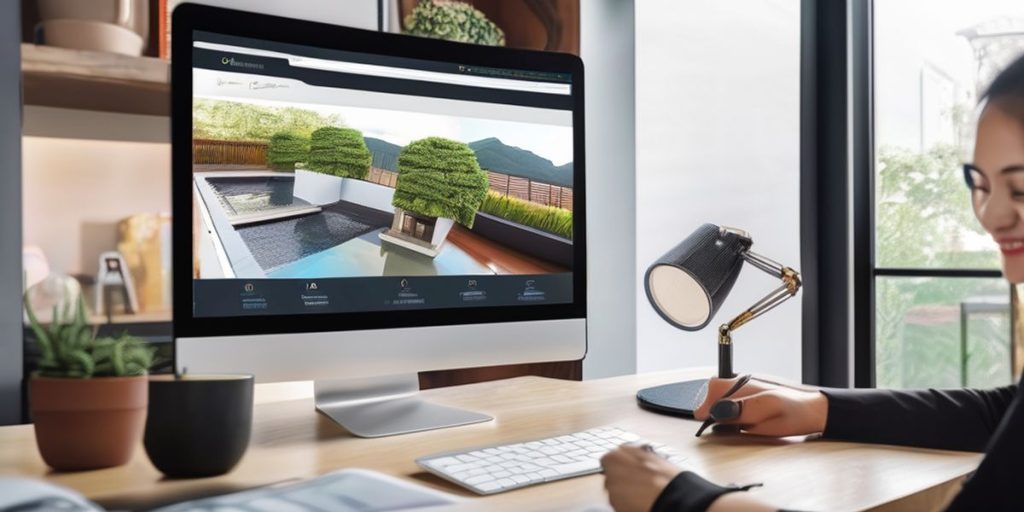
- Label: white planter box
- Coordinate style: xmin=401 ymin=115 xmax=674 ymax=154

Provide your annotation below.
xmin=338 ymin=178 xmax=397 ymax=213
xmin=293 ymin=169 xmax=344 ymax=205
xmin=431 ymin=217 xmax=455 ymax=247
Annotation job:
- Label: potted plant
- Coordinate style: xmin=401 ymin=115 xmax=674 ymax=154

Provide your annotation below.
xmin=294 ymin=127 xmax=373 ymax=205
xmin=26 ymin=294 xmax=154 ymax=471
xmin=403 ymin=0 xmax=505 ymax=47
xmin=266 ymin=131 xmax=309 ymax=171
xmin=380 ymin=137 xmax=489 ymax=257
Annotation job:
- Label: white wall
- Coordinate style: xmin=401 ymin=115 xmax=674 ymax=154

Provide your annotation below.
xmin=581 ymin=0 xmax=638 ymax=379
xmin=635 ymin=0 xmax=802 ymax=380
xmin=22 ymin=108 xmax=172 ymax=277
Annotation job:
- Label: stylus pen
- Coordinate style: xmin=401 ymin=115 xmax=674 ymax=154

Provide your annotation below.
xmin=695 ymin=374 xmax=752 ymax=437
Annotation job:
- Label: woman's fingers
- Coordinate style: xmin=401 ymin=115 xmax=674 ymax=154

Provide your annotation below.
xmin=693 ymin=376 xmax=775 ymax=420
xmin=709 ymin=388 xmax=828 ymax=437
xmin=711 ymin=390 xmax=783 ymax=427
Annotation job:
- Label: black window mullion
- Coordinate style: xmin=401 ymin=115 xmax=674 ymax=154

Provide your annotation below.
xmin=852 ymin=0 xmax=874 ymax=388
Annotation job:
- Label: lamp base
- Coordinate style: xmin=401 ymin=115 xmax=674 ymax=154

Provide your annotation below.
xmin=636 ymin=379 xmax=709 ymax=418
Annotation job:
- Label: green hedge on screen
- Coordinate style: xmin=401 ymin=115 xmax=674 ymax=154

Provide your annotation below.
xmin=266 ymin=131 xmax=309 ymax=170
xmin=479 ymin=190 xmax=573 ymax=240
xmin=307 ymin=127 xmax=372 ymax=179
xmin=392 ymin=137 xmax=489 ymax=227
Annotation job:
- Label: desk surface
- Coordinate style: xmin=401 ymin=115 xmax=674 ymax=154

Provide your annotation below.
xmin=0 ymin=369 xmax=983 ymax=511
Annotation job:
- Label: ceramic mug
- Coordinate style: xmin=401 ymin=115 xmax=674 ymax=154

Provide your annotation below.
xmin=36 ymin=0 xmax=148 ymax=56
xmin=144 ymin=374 xmax=254 ymax=478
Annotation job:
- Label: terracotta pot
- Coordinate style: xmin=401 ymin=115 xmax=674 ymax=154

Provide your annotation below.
xmin=31 ymin=375 xmax=148 ymax=471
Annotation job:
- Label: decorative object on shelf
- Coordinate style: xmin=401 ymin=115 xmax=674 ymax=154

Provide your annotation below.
xmin=117 ymin=213 xmax=172 ymax=313
xmin=36 ymin=0 xmax=149 ymax=56
xmin=380 ymin=137 xmax=489 ymax=257
xmin=145 ymin=374 xmax=254 ymax=477
xmin=403 ymin=0 xmax=506 ymax=47
xmin=26 ymin=294 xmax=154 ymax=471
xmin=95 ymin=251 xmax=138 ymax=318
xmin=24 ymin=273 xmax=82 ymax=325
xmin=636 ymin=224 xmax=802 ymax=417
xmin=22 ymin=246 xmax=51 ymax=290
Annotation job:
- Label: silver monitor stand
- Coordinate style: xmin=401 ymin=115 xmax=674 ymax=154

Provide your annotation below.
xmin=314 ymin=374 xmax=492 ymax=438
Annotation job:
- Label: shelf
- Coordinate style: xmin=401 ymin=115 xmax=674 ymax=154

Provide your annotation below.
xmin=21 ymin=43 xmax=170 ymax=117
xmin=28 ymin=307 xmax=171 ymax=326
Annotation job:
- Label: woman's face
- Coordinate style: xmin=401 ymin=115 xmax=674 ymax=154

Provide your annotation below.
xmin=970 ymin=104 xmax=1024 ymax=283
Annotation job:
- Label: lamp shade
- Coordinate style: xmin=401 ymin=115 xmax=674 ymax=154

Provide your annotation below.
xmin=644 ymin=224 xmax=752 ymax=331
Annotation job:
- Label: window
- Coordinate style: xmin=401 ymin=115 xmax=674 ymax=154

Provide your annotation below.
xmin=873 ymin=0 xmax=1024 ymax=388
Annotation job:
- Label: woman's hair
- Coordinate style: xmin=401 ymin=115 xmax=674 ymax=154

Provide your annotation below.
xmin=984 ymin=53 xmax=1024 ymax=123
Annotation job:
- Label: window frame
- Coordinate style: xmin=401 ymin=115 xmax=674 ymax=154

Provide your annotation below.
xmin=804 ymin=0 xmax=1015 ymax=389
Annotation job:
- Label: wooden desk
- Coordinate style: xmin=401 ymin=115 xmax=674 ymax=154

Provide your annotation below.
xmin=0 ymin=369 xmax=983 ymax=511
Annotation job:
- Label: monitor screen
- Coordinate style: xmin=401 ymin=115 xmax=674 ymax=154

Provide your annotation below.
xmin=189 ymin=30 xmax=577 ymax=319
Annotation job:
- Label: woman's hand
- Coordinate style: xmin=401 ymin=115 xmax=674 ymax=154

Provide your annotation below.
xmin=601 ymin=444 xmax=683 ymax=512
xmin=693 ymin=376 xmax=829 ymax=437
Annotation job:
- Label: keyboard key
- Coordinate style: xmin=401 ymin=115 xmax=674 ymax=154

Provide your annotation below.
xmin=426 ymin=456 xmax=460 ymax=468
xmin=550 ymin=460 xmax=600 ymax=476
xmin=465 ymin=474 xmax=494 ymax=485
xmin=477 ymin=481 xmax=502 ymax=492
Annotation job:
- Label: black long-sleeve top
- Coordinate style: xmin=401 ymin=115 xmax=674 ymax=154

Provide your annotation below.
xmin=653 ymin=374 xmax=1024 ymax=512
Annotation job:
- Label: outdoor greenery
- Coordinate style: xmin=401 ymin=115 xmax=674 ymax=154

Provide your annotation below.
xmin=875 ymin=144 xmax=1009 ymax=389
xmin=307 ymin=127 xmax=373 ymax=179
xmin=393 ymin=137 xmax=489 ymax=227
xmin=876 ymin=277 xmax=1009 ymax=389
xmin=267 ymin=132 xmax=310 ymax=171
xmin=403 ymin=0 xmax=505 ymax=47
xmin=25 ymin=295 xmax=153 ymax=379
xmin=876 ymin=144 xmax=996 ymax=269
xmin=480 ymin=190 xmax=573 ymax=240
xmin=193 ymin=99 xmax=343 ymax=141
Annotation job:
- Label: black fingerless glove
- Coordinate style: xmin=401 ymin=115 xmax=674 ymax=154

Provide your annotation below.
xmin=651 ymin=471 xmax=759 ymax=512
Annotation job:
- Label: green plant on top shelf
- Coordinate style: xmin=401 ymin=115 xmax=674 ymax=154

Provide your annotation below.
xmin=403 ymin=0 xmax=505 ymax=47
xmin=25 ymin=295 xmax=154 ymax=378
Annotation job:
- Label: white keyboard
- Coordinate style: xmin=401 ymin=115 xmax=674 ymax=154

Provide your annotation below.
xmin=416 ymin=427 xmax=688 ymax=495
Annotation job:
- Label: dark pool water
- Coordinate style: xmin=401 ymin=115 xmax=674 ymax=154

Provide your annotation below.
xmin=236 ymin=202 xmax=390 ymax=271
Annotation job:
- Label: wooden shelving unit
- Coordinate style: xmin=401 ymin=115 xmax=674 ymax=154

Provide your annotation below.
xmin=21 ymin=43 xmax=169 ymax=116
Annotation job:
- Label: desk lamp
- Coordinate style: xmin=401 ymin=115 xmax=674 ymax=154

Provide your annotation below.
xmin=637 ymin=223 xmax=801 ymax=417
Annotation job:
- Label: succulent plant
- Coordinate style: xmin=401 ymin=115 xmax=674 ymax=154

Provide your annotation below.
xmin=25 ymin=293 xmax=153 ymax=378
xmin=403 ymin=0 xmax=505 ymax=47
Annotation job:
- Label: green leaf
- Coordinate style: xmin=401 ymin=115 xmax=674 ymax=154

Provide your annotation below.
xmin=111 ymin=340 xmax=126 ymax=376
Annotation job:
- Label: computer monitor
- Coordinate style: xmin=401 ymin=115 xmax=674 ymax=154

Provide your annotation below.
xmin=171 ymin=4 xmax=586 ymax=437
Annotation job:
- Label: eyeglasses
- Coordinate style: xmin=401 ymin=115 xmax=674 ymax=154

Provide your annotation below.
xmin=695 ymin=373 xmax=752 ymax=437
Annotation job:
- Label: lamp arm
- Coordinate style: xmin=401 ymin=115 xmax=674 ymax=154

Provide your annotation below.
xmin=715 ymin=252 xmax=802 ymax=378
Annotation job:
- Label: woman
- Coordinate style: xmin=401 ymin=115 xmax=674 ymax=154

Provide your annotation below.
xmin=601 ymin=54 xmax=1024 ymax=512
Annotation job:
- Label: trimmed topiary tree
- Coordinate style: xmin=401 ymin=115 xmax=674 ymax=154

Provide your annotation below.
xmin=392 ymin=137 xmax=489 ymax=227
xmin=307 ymin=127 xmax=372 ymax=179
xmin=403 ymin=0 xmax=505 ymax=47
xmin=266 ymin=131 xmax=309 ymax=171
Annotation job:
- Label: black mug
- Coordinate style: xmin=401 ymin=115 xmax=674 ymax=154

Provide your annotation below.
xmin=144 ymin=374 xmax=254 ymax=478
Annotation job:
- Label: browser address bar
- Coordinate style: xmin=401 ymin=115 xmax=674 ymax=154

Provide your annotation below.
xmin=287 ymin=57 xmax=571 ymax=95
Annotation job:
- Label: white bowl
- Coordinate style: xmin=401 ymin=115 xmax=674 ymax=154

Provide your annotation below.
xmin=37 ymin=19 xmax=145 ymax=56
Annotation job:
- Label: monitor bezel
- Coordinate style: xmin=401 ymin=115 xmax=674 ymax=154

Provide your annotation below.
xmin=171 ymin=3 xmax=587 ymax=339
